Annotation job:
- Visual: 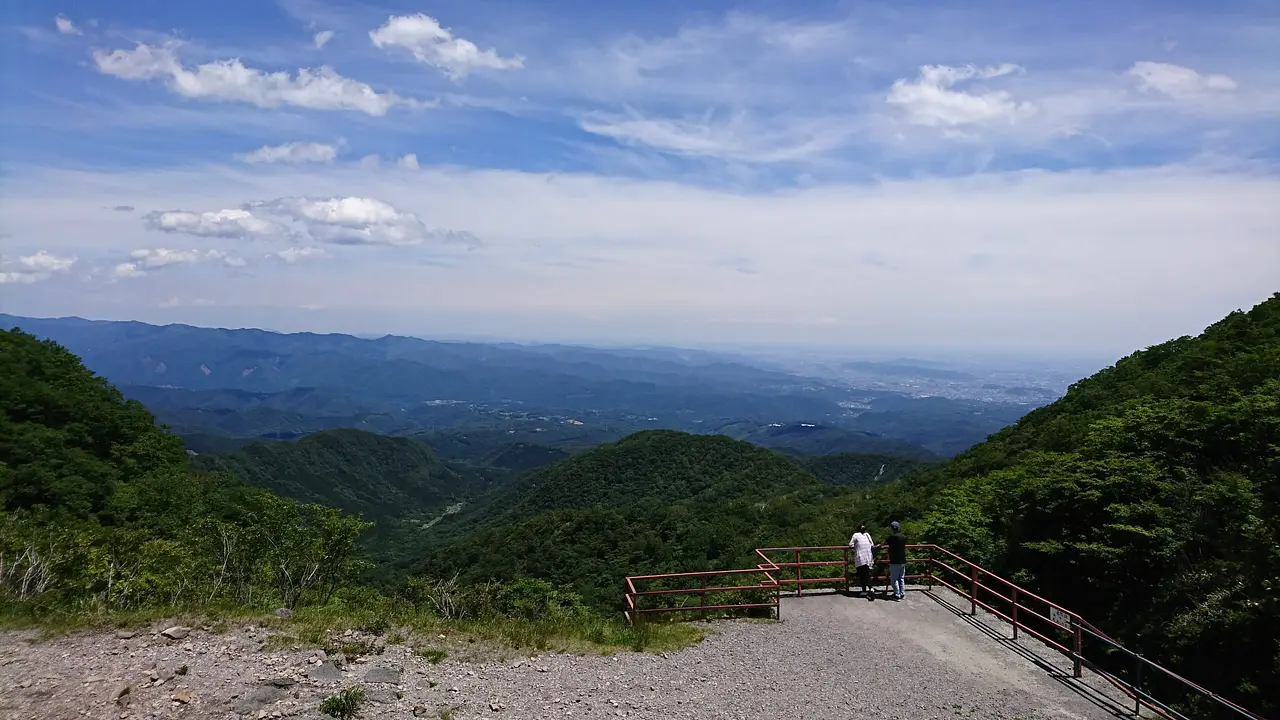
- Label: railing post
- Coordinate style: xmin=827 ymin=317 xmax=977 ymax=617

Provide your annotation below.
xmin=795 ymin=549 xmax=802 ymax=597
xmin=1134 ymin=650 xmax=1144 ymax=715
xmin=775 ymin=580 xmax=781 ymax=622
xmin=1072 ymin=619 xmax=1083 ymax=678
xmin=843 ymin=547 xmax=849 ymax=594
xmin=700 ymin=576 xmax=706 ymax=614
xmin=1011 ymin=587 xmax=1019 ymax=640
xmin=926 ymin=548 xmax=933 ymax=592
xmin=969 ymin=565 xmax=978 ymax=616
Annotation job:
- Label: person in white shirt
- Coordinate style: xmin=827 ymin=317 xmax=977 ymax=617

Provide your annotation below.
xmin=849 ymin=524 xmax=875 ymax=600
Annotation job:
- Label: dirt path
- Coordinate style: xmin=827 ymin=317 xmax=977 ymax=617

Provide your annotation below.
xmin=0 ymin=589 xmax=1133 ymax=720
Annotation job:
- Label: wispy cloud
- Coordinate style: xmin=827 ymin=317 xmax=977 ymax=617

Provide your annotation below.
xmin=54 ymin=14 xmax=81 ymax=36
xmin=313 ymin=31 xmax=334 ymax=49
xmin=886 ymin=64 xmax=1035 ymax=129
xmin=0 ymin=251 xmax=77 ymax=284
xmin=92 ymin=43 xmax=428 ymax=116
xmin=142 ymin=196 xmax=480 ymax=248
xmin=235 ymin=141 xmax=341 ymax=164
xmin=112 ymin=247 xmax=245 ymax=279
xmin=1127 ymin=61 xmax=1237 ymax=100
xmin=369 ymin=14 xmax=523 ymax=81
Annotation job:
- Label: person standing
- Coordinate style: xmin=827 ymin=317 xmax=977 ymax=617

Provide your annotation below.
xmin=849 ymin=523 xmax=875 ymax=600
xmin=886 ymin=521 xmax=908 ymax=601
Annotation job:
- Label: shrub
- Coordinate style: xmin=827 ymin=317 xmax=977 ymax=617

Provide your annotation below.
xmin=320 ymin=687 xmax=365 ymax=719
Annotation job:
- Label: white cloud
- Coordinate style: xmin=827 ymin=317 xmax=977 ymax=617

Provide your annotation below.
xmin=3 ymin=162 xmax=1278 ymax=351
xmin=314 ymin=31 xmax=334 ymax=49
xmin=54 ymin=14 xmax=81 ymax=35
xmin=92 ymin=43 xmax=421 ymax=116
xmin=235 ymin=141 xmax=339 ymax=164
xmin=1127 ymin=61 xmax=1238 ymax=100
xmin=369 ymin=14 xmax=523 ymax=80
xmin=143 ymin=208 xmax=286 ymax=240
xmin=578 ymin=111 xmax=851 ymax=163
xmin=259 ymin=196 xmax=477 ymax=247
xmin=887 ymin=64 xmax=1036 ymax=128
xmin=268 ymin=246 xmax=328 ymax=264
xmin=159 ymin=296 xmax=215 ymax=308
xmin=140 ymin=196 xmax=479 ymax=248
xmin=0 ymin=251 xmax=77 ymax=284
xmin=111 ymin=247 xmax=246 ymax=279
xmin=397 ymin=154 xmax=420 ymax=170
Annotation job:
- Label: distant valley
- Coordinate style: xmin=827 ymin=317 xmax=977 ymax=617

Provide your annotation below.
xmin=1 ymin=314 xmax=1048 ymax=458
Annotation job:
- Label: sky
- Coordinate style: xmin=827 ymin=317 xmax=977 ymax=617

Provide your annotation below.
xmin=1 ymin=0 xmax=1278 ymax=355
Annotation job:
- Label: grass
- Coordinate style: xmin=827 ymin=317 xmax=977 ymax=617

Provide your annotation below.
xmin=320 ymin=686 xmax=365 ymax=719
xmin=0 ymin=596 xmax=705 ymax=656
xmin=414 ymin=647 xmax=448 ymax=663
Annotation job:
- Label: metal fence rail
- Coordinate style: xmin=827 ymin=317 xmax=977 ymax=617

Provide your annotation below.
xmin=623 ymin=543 xmax=1266 ymax=720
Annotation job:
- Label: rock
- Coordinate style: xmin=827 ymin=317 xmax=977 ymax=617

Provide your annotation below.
xmin=263 ymin=677 xmax=296 ymax=688
xmin=364 ymin=667 xmax=401 ymax=684
xmin=413 ymin=707 xmax=430 ymax=717
xmin=306 ymin=662 xmax=343 ymax=682
xmin=18 ymin=680 xmax=32 ymax=689
xmin=490 ymin=702 xmax=504 ymax=712
xmin=272 ymin=608 xmax=294 ymax=619
xmin=172 ymin=690 xmax=197 ymax=704
xmin=114 ymin=684 xmax=132 ymax=707
xmin=114 ymin=630 xmax=138 ymax=640
xmin=161 ymin=626 xmax=192 ymax=640
xmin=231 ymin=685 xmax=289 ymax=714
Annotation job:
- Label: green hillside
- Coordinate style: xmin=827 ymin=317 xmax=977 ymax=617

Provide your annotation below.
xmin=408 ymin=431 xmax=836 ymax=605
xmin=192 ymin=429 xmax=492 ymax=526
xmin=0 ymin=328 xmax=369 ymax=612
xmin=921 ymin=293 xmax=1280 ymax=715
xmin=799 ymin=452 xmax=929 ymax=487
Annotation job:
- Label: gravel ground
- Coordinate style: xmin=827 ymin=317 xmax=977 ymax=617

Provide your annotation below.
xmin=0 ymin=588 xmax=1131 ymax=720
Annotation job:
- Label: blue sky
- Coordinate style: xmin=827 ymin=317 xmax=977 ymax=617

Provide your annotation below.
xmin=1 ymin=0 xmax=1278 ymax=354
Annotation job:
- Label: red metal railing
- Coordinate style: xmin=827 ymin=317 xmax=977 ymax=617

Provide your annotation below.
xmin=623 ymin=544 xmax=1266 ymax=720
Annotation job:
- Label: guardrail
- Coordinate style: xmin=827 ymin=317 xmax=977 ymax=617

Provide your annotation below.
xmin=623 ymin=544 xmax=1265 ymax=720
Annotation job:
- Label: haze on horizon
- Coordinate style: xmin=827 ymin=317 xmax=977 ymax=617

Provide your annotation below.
xmin=1 ymin=0 xmax=1278 ymax=358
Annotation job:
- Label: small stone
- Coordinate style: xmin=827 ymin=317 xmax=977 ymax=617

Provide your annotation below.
xmin=18 ymin=680 xmax=32 ymax=689
xmin=114 ymin=684 xmax=132 ymax=706
xmin=172 ymin=690 xmax=196 ymax=704
xmin=364 ymin=667 xmax=401 ymax=684
xmin=160 ymin=626 xmax=191 ymax=640
xmin=306 ymin=662 xmax=343 ymax=682
xmin=489 ymin=702 xmax=503 ymax=712
xmin=413 ymin=708 xmax=429 ymax=718
xmin=262 ymin=677 xmax=296 ymax=688
xmin=272 ymin=608 xmax=293 ymax=619
xmin=115 ymin=630 xmax=138 ymax=640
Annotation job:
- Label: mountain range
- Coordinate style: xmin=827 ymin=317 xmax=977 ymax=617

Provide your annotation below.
xmin=0 ymin=314 xmax=1034 ymax=457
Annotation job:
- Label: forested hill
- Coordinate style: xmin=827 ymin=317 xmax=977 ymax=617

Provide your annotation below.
xmin=799 ymin=452 xmax=929 ymax=486
xmin=921 ymin=292 xmax=1280 ymax=715
xmin=190 ymin=429 xmax=492 ymax=526
xmin=0 ymin=328 xmax=370 ymax=611
xmin=404 ymin=431 xmax=835 ymax=604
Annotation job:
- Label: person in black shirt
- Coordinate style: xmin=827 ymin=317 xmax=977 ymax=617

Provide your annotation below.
xmin=885 ymin=521 xmax=908 ymax=600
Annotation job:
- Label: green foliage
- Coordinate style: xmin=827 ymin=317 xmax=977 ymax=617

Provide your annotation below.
xmin=320 ymin=687 xmax=365 ymax=720
xmin=0 ymin=329 xmax=187 ymax=518
xmin=918 ymin=293 xmax=1280 ymax=716
xmin=192 ymin=430 xmax=490 ymax=527
xmin=799 ymin=452 xmax=929 ymax=487
xmin=0 ymin=329 xmax=371 ymax=616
